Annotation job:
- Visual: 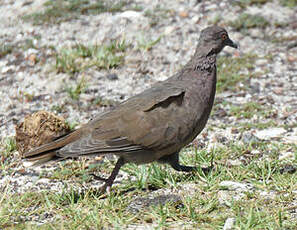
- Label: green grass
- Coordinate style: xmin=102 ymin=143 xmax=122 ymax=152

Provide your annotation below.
xmin=136 ymin=34 xmax=163 ymax=51
xmin=1 ymin=141 xmax=296 ymax=229
xmin=0 ymin=43 xmax=13 ymax=58
xmin=1 ymin=137 xmax=297 ymax=229
xmin=65 ymin=76 xmax=88 ymax=100
xmin=23 ymin=0 xmax=130 ymax=25
xmin=21 ymin=39 xmax=38 ymax=51
xmin=92 ymin=96 xmax=119 ymax=107
xmin=233 ymin=0 xmax=270 ymax=8
xmin=216 ymin=54 xmax=256 ymax=93
xmin=213 ymin=84 xmax=287 ymax=132
xmin=0 ymin=37 xmax=41 ymax=59
xmin=65 ymin=120 xmax=80 ymax=131
xmin=2 ymin=137 xmax=17 ymax=155
xmin=55 ymin=40 xmax=129 ymax=74
xmin=213 ymin=99 xmax=280 ymax=132
xmin=1 ymin=136 xmax=16 ymax=161
xmin=236 ymin=120 xmax=279 ymax=131
xmin=229 ymin=13 xmax=269 ymax=31
xmin=144 ymin=6 xmax=171 ymax=27
xmin=229 ymin=101 xmax=277 ymax=119
xmin=271 ymin=35 xmax=297 ymax=43
xmin=0 ymin=137 xmax=17 ymax=172
xmin=279 ymin=0 xmax=297 ymax=7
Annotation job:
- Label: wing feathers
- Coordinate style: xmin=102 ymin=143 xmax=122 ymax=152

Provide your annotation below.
xmin=23 ymin=81 xmax=187 ymax=164
xmin=57 ymin=136 xmax=143 ymax=157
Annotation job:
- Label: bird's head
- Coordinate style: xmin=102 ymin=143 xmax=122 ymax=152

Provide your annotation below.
xmin=198 ymin=26 xmax=238 ymax=55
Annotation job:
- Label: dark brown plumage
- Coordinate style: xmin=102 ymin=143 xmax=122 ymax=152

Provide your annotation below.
xmin=23 ymin=26 xmax=238 ymax=192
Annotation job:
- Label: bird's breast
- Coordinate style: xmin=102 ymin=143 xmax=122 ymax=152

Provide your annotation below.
xmin=182 ymin=68 xmax=217 ymax=143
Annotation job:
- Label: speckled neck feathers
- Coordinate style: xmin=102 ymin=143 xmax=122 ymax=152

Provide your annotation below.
xmin=193 ymin=54 xmax=216 ymax=72
xmin=185 ymin=44 xmax=217 ymax=73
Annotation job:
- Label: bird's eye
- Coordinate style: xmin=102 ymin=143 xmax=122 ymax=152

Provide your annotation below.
xmin=221 ymin=34 xmax=227 ymax=41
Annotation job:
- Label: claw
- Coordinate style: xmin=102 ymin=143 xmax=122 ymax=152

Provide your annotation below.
xmin=89 ymin=173 xmax=108 ymax=182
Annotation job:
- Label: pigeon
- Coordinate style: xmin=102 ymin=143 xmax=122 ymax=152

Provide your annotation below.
xmin=23 ymin=26 xmax=238 ymax=192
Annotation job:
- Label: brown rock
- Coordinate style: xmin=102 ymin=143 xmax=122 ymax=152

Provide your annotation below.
xmin=16 ymin=111 xmax=70 ymax=155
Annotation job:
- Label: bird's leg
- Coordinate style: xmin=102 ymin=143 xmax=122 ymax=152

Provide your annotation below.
xmin=164 ymin=152 xmax=196 ymax=172
xmin=90 ymin=174 xmax=108 ymax=182
xmin=98 ymin=157 xmax=125 ymax=192
xmin=160 ymin=152 xmax=213 ymax=174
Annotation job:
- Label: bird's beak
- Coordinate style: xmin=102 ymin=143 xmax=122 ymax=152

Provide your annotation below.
xmin=226 ymin=38 xmax=238 ymax=49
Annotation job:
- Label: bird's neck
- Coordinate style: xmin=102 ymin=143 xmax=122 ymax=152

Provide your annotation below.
xmin=186 ymin=45 xmax=217 ymax=72
xmin=194 ymin=54 xmax=217 ymax=72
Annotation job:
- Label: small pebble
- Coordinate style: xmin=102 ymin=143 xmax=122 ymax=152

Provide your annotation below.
xmin=223 ymin=217 xmax=236 ymax=230
xmin=106 ymin=73 xmax=119 ymax=81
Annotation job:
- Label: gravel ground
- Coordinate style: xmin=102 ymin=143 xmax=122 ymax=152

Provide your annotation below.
xmin=0 ymin=0 xmax=296 ymax=228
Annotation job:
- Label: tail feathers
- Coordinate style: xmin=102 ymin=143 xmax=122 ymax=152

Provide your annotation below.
xmin=23 ymin=129 xmax=81 ymax=166
xmin=23 ymin=129 xmax=81 ymax=157
xmin=24 ymin=151 xmax=61 ymax=166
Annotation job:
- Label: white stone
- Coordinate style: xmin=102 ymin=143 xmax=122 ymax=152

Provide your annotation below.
xmin=23 ymin=161 xmax=35 ymax=167
xmin=279 ymin=152 xmax=295 ymax=161
xmin=259 ymin=190 xmax=277 ymax=200
xmin=223 ymin=217 xmax=236 ymax=230
xmin=164 ymin=26 xmax=175 ymax=35
xmin=284 ymin=136 xmax=297 ymax=145
xmin=120 ymin=11 xmax=143 ymax=19
xmin=226 ymin=159 xmax=242 ymax=166
xmin=218 ymin=190 xmax=246 ymax=206
xmin=251 ymin=149 xmax=261 ymax=155
xmin=256 ymin=59 xmax=268 ymax=66
xmin=25 ymin=48 xmax=39 ymax=56
xmin=1 ymin=65 xmax=14 ymax=73
xmin=37 ymin=178 xmax=51 ymax=184
xmin=249 ymin=28 xmax=262 ymax=38
xmin=0 ymin=60 xmax=8 ymax=67
xmin=254 ymin=128 xmax=286 ymax=140
xmin=191 ymin=15 xmax=200 ymax=24
xmin=220 ymin=181 xmax=253 ymax=191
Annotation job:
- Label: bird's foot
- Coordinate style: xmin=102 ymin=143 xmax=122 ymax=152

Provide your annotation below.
xmin=98 ymin=184 xmax=108 ymax=194
xmin=200 ymin=165 xmax=214 ymax=175
xmin=91 ymin=157 xmax=125 ymax=195
xmin=165 ymin=152 xmax=214 ymax=174
xmin=173 ymin=164 xmax=196 ymax=172
xmin=171 ymin=163 xmax=214 ymax=175
xmin=97 ymin=179 xmax=116 ymax=195
xmin=89 ymin=173 xmax=108 ymax=182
